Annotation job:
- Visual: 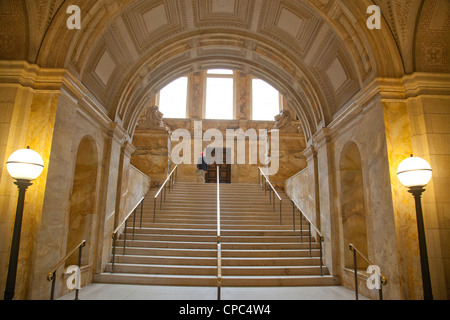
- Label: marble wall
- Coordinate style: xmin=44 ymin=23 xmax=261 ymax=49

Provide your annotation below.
xmin=403 ymin=76 xmax=450 ymax=299
xmin=0 ymin=62 xmax=61 ymax=299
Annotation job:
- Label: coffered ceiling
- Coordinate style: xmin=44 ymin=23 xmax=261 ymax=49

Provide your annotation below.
xmin=73 ymin=0 xmax=382 ymax=139
xmin=4 ymin=1 xmax=445 ymax=140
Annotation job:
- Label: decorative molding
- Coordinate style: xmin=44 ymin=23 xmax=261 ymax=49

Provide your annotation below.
xmin=121 ymin=0 xmax=187 ymax=54
xmin=415 ymin=0 xmax=450 ymax=73
xmin=192 ymin=0 xmax=255 ymax=29
xmin=402 ymin=72 xmax=450 ymax=98
xmin=0 ymin=61 xmax=125 ymax=141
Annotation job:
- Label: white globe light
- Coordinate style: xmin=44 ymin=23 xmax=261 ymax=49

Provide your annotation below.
xmin=6 ymin=147 xmax=44 ymax=181
xmin=397 ymin=156 xmax=432 ymax=188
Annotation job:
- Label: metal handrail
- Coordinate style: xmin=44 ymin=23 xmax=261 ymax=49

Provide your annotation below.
xmin=47 ymin=240 xmax=86 ymax=300
xmin=111 ymin=196 xmax=145 ymax=273
xmin=217 ymin=166 xmax=221 ymax=240
xmin=258 ymin=167 xmax=283 ymax=224
xmin=113 ymin=197 xmax=145 ymax=236
xmin=153 ymin=165 xmax=179 ymax=223
xmin=349 ymin=243 xmax=387 ymax=300
xmin=258 ymin=167 xmax=281 ymax=200
xmin=217 ymin=165 xmax=222 ymax=300
xmin=291 ymin=199 xmax=324 ymax=276
xmin=291 ymin=199 xmax=322 ymax=237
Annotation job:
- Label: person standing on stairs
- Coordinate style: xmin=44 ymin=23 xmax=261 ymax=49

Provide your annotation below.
xmin=196 ymin=152 xmax=208 ymax=183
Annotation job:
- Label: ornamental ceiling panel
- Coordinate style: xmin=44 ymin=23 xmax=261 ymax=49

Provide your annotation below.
xmin=311 ymin=37 xmax=361 ymax=115
xmin=257 ymin=0 xmax=324 ymax=59
xmin=121 ymin=0 xmax=188 ymax=54
xmin=192 ymin=0 xmax=256 ymax=28
xmin=415 ymin=0 xmax=450 ymax=73
xmin=82 ymin=28 xmax=132 ymax=111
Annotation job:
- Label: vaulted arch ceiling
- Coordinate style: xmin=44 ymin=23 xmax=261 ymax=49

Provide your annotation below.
xmin=29 ymin=0 xmax=407 ymax=141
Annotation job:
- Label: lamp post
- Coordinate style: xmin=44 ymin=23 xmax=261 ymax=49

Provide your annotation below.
xmin=397 ymin=155 xmax=433 ymax=300
xmin=4 ymin=147 xmax=44 ymax=300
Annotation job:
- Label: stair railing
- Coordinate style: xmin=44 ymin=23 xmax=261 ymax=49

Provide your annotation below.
xmin=291 ymin=199 xmax=324 ymax=276
xmin=111 ymin=197 xmax=145 ymax=273
xmin=216 ymin=165 xmax=222 ymax=300
xmin=153 ymin=165 xmax=179 ymax=223
xmin=349 ymin=244 xmax=387 ymax=300
xmin=47 ymin=240 xmax=86 ymax=300
xmin=258 ymin=167 xmax=283 ymax=224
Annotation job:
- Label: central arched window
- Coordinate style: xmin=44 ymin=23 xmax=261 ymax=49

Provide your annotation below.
xmin=156 ymin=70 xmax=283 ymax=121
xmin=205 ymin=69 xmax=234 ymax=120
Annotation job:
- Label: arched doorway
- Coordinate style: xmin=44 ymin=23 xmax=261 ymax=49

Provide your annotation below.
xmin=66 ymin=136 xmax=98 ymax=267
xmin=339 ymin=142 xmax=368 ymax=269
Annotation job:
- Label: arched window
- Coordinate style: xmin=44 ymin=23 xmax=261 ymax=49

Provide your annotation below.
xmin=252 ymin=79 xmax=281 ymax=121
xmin=158 ymin=77 xmax=188 ymax=118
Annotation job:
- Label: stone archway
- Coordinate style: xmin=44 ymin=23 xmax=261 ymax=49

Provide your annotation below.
xmin=339 ymin=142 xmax=368 ymax=270
xmin=66 ymin=136 xmax=99 ymax=267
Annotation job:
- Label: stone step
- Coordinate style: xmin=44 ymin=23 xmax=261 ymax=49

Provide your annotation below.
xmin=104 ymin=263 xmax=327 ymax=277
xmin=95 ymin=273 xmax=218 ymax=287
xmin=119 ymin=233 xmax=309 ymax=243
xmin=145 ymin=219 xmax=301 ymax=227
xmin=221 ymin=275 xmax=338 ymax=287
xmin=114 ymin=246 xmax=320 ymax=258
xmin=119 ymin=247 xmax=217 ymax=257
xmin=105 ymin=263 xmax=217 ymax=275
xmin=110 ymin=255 xmax=321 ymax=267
xmin=95 ymin=273 xmax=337 ymax=287
xmin=134 ymin=223 xmax=302 ymax=231
xmin=113 ymin=239 xmax=319 ymax=250
xmin=124 ymin=227 xmax=308 ymax=237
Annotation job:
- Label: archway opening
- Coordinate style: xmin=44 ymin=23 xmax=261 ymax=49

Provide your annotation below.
xmin=66 ymin=136 xmax=98 ymax=267
xmin=339 ymin=142 xmax=368 ymax=270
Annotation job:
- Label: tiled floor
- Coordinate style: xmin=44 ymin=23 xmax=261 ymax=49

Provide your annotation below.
xmin=58 ymin=284 xmax=369 ymax=300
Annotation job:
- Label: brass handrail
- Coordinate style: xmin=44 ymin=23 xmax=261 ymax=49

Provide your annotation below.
xmin=153 ymin=165 xmax=179 ymax=223
xmin=111 ymin=196 xmax=145 ymax=273
xmin=349 ymin=243 xmax=387 ymax=300
xmin=291 ymin=199 xmax=324 ymax=276
xmin=258 ymin=167 xmax=283 ymax=224
xmin=113 ymin=197 xmax=145 ymax=236
xmin=349 ymin=244 xmax=380 ymax=268
xmin=217 ymin=165 xmax=222 ymax=300
xmin=291 ymin=199 xmax=322 ymax=237
xmin=47 ymin=240 xmax=86 ymax=280
xmin=258 ymin=167 xmax=281 ymax=200
xmin=154 ymin=165 xmax=178 ymax=199
xmin=217 ymin=165 xmax=221 ymax=239
xmin=47 ymin=240 xmax=86 ymax=300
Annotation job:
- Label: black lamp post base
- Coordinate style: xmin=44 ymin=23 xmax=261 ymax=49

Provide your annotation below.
xmin=4 ymin=180 xmax=32 ymax=301
xmin=408 ymin=186 xmax=433 ymax=301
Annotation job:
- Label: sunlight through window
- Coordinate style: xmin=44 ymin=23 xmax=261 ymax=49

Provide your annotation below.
xmin=205 ymin=70 xmax=234 ymax=120
xmin=252 ymin=79 xmax=280 ymax=121
xmin=159 ymin=77 xmax=188 ymax=118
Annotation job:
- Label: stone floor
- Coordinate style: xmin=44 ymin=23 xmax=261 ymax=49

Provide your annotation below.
xmin=58 ymin=284 xmax=369 ymax=300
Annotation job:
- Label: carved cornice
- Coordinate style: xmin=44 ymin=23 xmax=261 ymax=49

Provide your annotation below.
xmin=402 ymin=72 xmax=450 ymax=98
xmin=317 ymin=72 xmax=450 ymax=142
xmin=0 ymin=60 xmax=130 ymax=142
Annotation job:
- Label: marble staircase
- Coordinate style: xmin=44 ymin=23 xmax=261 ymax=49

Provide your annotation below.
xmin=95 ymin=182 xmax=338 ymax=287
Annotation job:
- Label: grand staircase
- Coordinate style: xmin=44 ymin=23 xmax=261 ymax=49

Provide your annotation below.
xmin=95 ymin=182 xmax=338 ymax=287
